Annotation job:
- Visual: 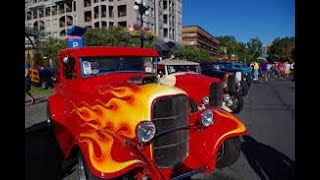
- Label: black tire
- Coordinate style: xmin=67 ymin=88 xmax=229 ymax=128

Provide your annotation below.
xmin=240 ymin=81 xmax=248 ymax=96
xmin=216 ymin=137 xmax=241 ymax=168
xmin=228 ymin=92 xmax=243 ymax=114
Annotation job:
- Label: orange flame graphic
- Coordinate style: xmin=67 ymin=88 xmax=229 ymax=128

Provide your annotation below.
xmin=71 ymin=84 xmax=186 ymax=174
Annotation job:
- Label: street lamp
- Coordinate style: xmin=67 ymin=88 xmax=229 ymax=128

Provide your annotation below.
xmin=133 ymin=0 xmax=150 ymax=48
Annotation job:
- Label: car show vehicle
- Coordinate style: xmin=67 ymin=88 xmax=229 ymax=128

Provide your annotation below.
xmin=47 ymin=47 xmax=247 ymax=180
xmin=200 ymin=62 xmax=244 ymax=114
xmin=203 ymin=61 xmax=250 ymax=96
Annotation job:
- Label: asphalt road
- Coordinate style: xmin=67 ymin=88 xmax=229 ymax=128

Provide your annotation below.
xmin=25 ymin=77 xmax=295 ymax=180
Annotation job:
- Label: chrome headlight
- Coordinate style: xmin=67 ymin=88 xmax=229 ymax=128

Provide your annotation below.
xmin=201 ymin=96 xmax=210 ymax=105
xmin=223 ymin=93 xmax=231 ymax=101
xmin=201 ymin=109 xmax=214 ymax=127
xmin=137 ymin=121 xmax=156 ymax=143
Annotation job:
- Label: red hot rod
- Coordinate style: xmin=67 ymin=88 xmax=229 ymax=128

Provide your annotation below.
xmin=47 ymin=46 xmax=247 ymax=179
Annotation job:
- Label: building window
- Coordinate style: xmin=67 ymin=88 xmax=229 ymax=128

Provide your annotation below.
xmin=101 ymin=5 xmax=106 ymax=17
xmin=94 ymin=22 xmax=99 ymax=28
xmin=66 ymin=2 xmax=72 ymax=13
xmin=94 ymin=6 xmax=99 ymax=19
xmin=94 ymin=0 xmax=99 ymax=3
xmin=118 ymin=21 xmax=127 ymax=27
xmin=58 ymin=4 xmax=65 ymax=14
xmin=53 ymin=19 xmax=57 ymax=26
xmin=45 ymin=7 xmax=50 ymax=16
xmin=164 ymin=28 xmax=168 ymax=38
xmin=52 ymin=6 xmax=57 ymax=15
xmin=109 ymin=6 xmax=114 ymax=17
xmin=39 ymin=21 xmax=45 ymax=30
xmin=84 ymin=11 xmax=92 ymax=22
xmin=32 ymin=10 xmax=38 ymax=19
xmin=66 ymin=15 xmax=73 ymax=26
xmin=163 ymin=14 xmax=168 ymax=24
xmin=26 ymin=12 xmax=32 ymax=20
xmin=163 ymin=0 xmax=168 ymax=10
xmin=39 ymin=8 xmax=44 ymax=18
xmin=118 ymin=5 xmax=126 ymax=17
xmin=33 ymin=21 xmax=39 ymax=30
xmin=102 ymin=21 xmax=107 ymax=27
xmin=84 ymin=0 xmax=91 ymax=7
xmin=59 ymin=16 xmax=65 ymax=28
xmin=73 ymin=1 xmax=77 ymax=11
xmin=109 ymin=22 xmax=114 ymax=27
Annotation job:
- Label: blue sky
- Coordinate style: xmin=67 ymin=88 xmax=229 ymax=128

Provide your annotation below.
xmin=182 ymin=0 xmax=295 ymax=46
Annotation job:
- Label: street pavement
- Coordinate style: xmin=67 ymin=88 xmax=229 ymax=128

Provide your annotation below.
xmin=25 ymin=77 xmax=295 ymax=180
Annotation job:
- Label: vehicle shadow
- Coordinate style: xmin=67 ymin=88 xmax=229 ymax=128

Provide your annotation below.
xmin=241 ymin=135 xmax=295 ymax=180
xmin=25 ymin=121 xmax=64 ymax=180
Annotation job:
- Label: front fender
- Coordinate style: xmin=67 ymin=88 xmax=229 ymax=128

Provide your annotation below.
xmin=184 ymin=108 xmax=247 ymax=173
xmin=78 ymin=130 xmax=157 ymax=179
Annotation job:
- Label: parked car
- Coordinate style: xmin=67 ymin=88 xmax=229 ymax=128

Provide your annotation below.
xmin=201 ymin=61 xmax=249 ymax=96
xmin=47 ymin=47 xmax=247 ymax=180
xmin=200 ymin=62 xmax=244 ymax=114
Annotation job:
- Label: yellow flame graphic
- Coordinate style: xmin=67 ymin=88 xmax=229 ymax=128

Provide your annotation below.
xmin=71 ymin=83 xmax=186 ymax=175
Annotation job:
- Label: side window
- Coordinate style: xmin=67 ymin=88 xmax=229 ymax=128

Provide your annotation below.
xmin=63 ymin=57 xmax=76 ymax=79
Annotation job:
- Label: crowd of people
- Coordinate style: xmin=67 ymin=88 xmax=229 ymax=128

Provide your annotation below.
xmin=248 ymin=60 xmax=295 ymax=83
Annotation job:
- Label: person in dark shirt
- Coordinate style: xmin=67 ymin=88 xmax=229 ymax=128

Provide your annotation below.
xmin=259 ymin=60 xmax=268 ymax=83
xmin=25 ymin=60 xmax=35 ymax=104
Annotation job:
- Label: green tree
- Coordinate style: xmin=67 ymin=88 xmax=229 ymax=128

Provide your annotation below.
xmin=246 ymin=37 xmax=263 ymax=61
xmin=40 ymin=37 xmax=67 ymax=65
xmin=174 ymin=46 xmax=213 ymax=62
xmin=215 ymin=35 xmax=251 ymax=62
xmin=83 ymin=26 xmax=156 ymax=48
xmin=268 ymin=37 xmax=295 ymax=62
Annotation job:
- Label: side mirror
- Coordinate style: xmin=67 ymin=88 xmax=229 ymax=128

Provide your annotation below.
xmin=63 ymin=57 xmax=69 ymax=64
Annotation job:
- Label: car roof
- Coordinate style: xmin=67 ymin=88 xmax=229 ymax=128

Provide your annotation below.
xmin=59 ymin=46 xmax=159 ymax=57
xmin=158 ymin=59 xmax=200 ymax=66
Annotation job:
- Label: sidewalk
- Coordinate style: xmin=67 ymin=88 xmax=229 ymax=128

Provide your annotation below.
xmin=25 ymin=94 xmax=50 ymax=128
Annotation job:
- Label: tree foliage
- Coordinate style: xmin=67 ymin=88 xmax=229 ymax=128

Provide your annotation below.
xmin=246 ymin=37 xmax=263 ymax=61
xmin=216 ymin=35 xmax=253 ymax=62
xmin=268 ymin=37 xmax=295 ymax=62
xmin=83 ymin=27 xmax=155 ymax=48
xmin=173 ymin=46 xmax=213 ymax=62
xmin=40 ymin=37 xmax=67 ymax=64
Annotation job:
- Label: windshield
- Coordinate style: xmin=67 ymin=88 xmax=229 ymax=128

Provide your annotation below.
xmin=80 ymin=57 xmax=155 ymax=78
xmin=167 ymin=65 xmax=200 ymax=75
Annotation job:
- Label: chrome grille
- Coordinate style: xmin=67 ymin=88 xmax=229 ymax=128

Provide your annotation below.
xmin=209 ymin=82 xmax=223 ymax=107
xmin=152 ymin=95 xmax=188 ymax=168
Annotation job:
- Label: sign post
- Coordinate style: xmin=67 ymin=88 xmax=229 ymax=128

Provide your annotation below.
xmin=67 ymin=25 xmax=87 ymax=48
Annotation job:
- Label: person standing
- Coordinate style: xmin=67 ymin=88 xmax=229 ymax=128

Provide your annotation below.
xmin=25 ymin=60 xmax=35 ymax=104
xmin=259 ymin=60 xmax=268 ymax=83
xmin=253 ymin=61 xmax=260 ymax=81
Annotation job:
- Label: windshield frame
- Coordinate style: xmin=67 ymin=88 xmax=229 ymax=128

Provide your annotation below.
xmin=79 ymin=56 xmax=156 ymax=78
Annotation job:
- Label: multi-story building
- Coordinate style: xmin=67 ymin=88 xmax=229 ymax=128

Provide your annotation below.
xmin=182 ymin=25 xmax=220 ymax=57
xmin=25 ymin=0 xmax=182 ymax=43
